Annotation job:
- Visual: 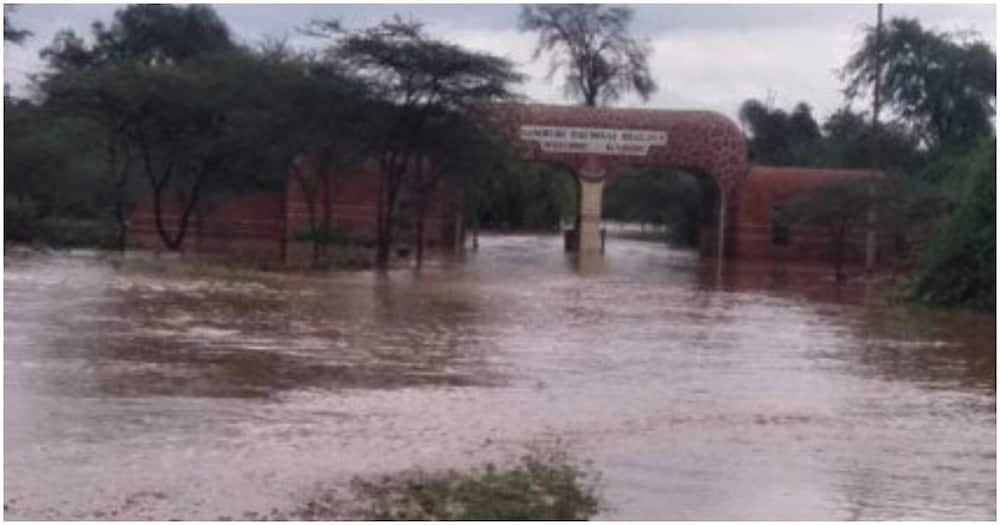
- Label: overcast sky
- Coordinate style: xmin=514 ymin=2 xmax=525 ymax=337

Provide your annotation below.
xmin=3 ymin=3 xmax=996 ymax=124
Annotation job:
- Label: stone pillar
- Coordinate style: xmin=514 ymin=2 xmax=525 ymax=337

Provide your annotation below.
xmin=577 ymin=177 xmax=605 ymax=254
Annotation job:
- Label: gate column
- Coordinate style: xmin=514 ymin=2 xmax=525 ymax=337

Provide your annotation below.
xmin=577 ymin=176 xmax=605 ymax=254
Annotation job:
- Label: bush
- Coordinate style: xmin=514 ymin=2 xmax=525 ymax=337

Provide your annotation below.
xmin=4 ymin=198 xmax=41 ymax=243
xmin=293 ymin=224 xmax=352 ymax=246
xmin=267 ymin=450 xmax=602 ymax=521
xmin=351 ymin=451 xmax=600 ymax=521
xmin=36 ymin=217 xmax=119 ymax=249
xmin=4 ymin=200 xmax=119 ymax=249
xmin=908 ymin=137 xmax=995 ymax=310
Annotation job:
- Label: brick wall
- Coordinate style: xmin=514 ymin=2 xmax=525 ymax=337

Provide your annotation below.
xmin=729 ymin=165 xmax=882 ymax=265
xmin=128 ymin=192 xmax=286 ymax=265
xmin=129 ymin=160 xmax=463 ymax=265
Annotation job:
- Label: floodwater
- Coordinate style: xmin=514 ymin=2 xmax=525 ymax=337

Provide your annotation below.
xmin=4 ymin=235 xmax=995 ymax=520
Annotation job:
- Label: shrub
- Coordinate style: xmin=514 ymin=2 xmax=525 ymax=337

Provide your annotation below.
xmin=351 ymin=451 xmax=601 ymax=521
xmin=267 ymin=450 xmax=602 ymax=521
xmin=4 ymin=198 xmax=41 ymax=242
xmin=293 ymin=224 xmax=352 ymax=246
xmin=4 ymin=200 xmax=119 ymax=249
xmin=908 ymin=137 xmax=995 ymax=310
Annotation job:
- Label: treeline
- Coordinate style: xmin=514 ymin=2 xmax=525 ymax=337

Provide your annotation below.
xmin=604 ymin=16 xmax=995 ymax=309
xmin=4 ymin=6 xmax=995 ymax=309
xmin=4 ymin=4 xmax=528 ymax=268
xmin=745 ymin=17 xmax=994 ymax=309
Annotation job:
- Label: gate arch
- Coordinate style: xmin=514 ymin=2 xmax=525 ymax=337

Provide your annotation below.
xmin=490 ymin=103 xmax=749 ymax=256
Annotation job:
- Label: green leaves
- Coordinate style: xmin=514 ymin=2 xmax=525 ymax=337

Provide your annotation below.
xmin=842 ymin=17 xmax=995 ymax=150
xmin=331 ymin=16 xmax=523 ymax=112
xmin=909 ymin=138 xmax=996 ymax=310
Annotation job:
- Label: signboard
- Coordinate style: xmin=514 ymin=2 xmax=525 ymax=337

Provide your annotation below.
xmin=520 ymin=125 xmax=667 ymax=156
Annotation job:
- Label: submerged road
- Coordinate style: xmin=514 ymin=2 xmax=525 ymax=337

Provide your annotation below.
xmin=4 ymin=235 xmax=995 ymax=519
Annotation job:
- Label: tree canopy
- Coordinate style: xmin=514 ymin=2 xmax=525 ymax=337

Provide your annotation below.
xmin=318 ymin=16 xmax=524 ymax=267
xmin=842 ymin=17 xmax=996 ymax=150
xmin=519 ymin=4 xmax=656 ymax=107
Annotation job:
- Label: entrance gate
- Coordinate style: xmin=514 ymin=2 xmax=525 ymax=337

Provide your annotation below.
xmin=491 ymin=104 xmax=749 ymax=257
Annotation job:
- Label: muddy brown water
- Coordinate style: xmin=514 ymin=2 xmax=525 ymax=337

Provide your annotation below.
xmin=4 ymin=235 xmax=995 ymax=520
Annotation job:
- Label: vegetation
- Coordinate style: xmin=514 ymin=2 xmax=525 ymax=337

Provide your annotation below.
xmin=471 ymin=157 xmax=577 ymax=231
xmin=909 ymin=138 xmax=995 ymax=310
xmin=306 ymin=16 xmax=523 ymax=268
xmin=268 ymin=450 xmax=601 ymax=521
xmin=603 ymin=169 xmax=703 ymax=246
xmin=842 ymin=17 xmax=996 ymax=151
xmin=519 ymin=4 xmax=656 ymax=107
xmin=3 ymin=5 xmax=31 ymax=45
xmin=4 ymin=5 xmax=994 ymax=308
xmin=782 ymin=177 xmax=878 ymax=281
xmin=736 ymin=16 xmax=994 ymax=308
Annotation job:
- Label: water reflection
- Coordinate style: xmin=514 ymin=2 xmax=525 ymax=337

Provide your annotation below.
xmin=4 ymin=236 xmax=995 ymax=520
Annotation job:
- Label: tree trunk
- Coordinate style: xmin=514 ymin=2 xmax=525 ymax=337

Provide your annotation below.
xmin=375 ymin=168 xmax=391 ymax=269
xmin=375 ymin=153 xmax=404 ymax=270
xmin=415 ymin=202 xmax=426 ymax=269
xmin=292 ymin=165 xmax=322 ymax=268
xmin=832 ymin=222 xmax=847 ymax=283
xmin=151 ymin=165 xmax=209 ymax=253
xmin=109 ymin=133 xmax=131 ymax=254
xmin=320 ymin=169 xmax=333 ymax=262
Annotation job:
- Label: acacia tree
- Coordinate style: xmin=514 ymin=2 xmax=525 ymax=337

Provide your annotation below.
xmin=319 ymin=17 xmax=523 ymax=268
xmin=131 ymin=51 xmax=315 ymax=251
xmin=519 ymin=4 xmax=656 ymax=107
xmin=842 ymin=17 xmax=995 ymax=151
xmin=37 ymin=4 xmax=236 ymax=251
xmin=405 ymin=112 xmax=503 ymax=267
xmin=248 ymin=46 xmax=376 ymax=266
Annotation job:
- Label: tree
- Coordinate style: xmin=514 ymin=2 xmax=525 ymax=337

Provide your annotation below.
xmin=820 ymin=106 xmax=923 ymax=172
xmin=909 ymin=138 xmax=995 ymax=310
xmin=738 ymin=99 xmax=823 ymax=165
xmin=842 ymin=17 xmax=996 ymax=150
xmin=36 ymin=4 xmax=238 ymax=251
xmin=244 ymin=46 xmax=376 ymax=267
xmin=4 ymin=96 xmax=118 ymax=246
xmin=519 ymin=4 xmax=656 ymax=107
xmin=405 ymin=111 xmax=505 ymax=267
xmin=321 ymin=16 xmax=523 ymax=268
xmin=4 ymin=5 xmax=32 ymax=44
xmin=782 ymin=176 xmax=880 ymax=282
xmin=603 ymin=168 xmax=703 ymax=245
xmin=470 ymin=153 xmax=576 ymax=234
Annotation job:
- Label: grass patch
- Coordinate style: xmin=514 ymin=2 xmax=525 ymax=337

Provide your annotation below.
xmin=266 ymin=449 xmax=602 ymax=521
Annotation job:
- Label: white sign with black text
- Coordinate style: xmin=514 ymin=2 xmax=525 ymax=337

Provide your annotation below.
xmin=520 ymin=125 xmax=667 ymax=156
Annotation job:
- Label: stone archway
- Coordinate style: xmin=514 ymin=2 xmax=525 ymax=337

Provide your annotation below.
xmin=491 ymin=104 xmax=749 ymax=256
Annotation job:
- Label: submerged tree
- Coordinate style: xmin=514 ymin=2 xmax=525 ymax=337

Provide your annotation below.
xmin=519 ymin=4 xmax=656 ymax=107
xmin=319 ymin=16 xmax=523 ymax=268
xmin=406 ymin=112 xmax=506 ymax=267
xmin=249 ymin=46 xmax=376 ymax=267
xmin=36 ymin=3 xmax=239 ymax=251
xmin=782 ymin=176 xmax=881 ymax=282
